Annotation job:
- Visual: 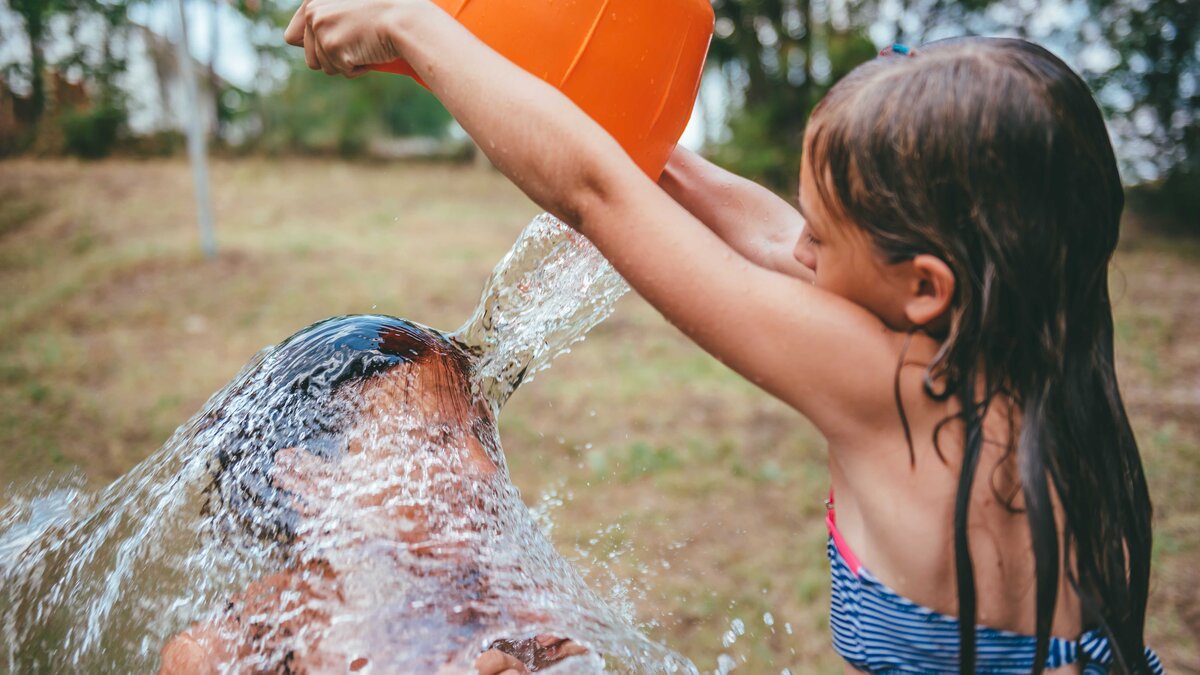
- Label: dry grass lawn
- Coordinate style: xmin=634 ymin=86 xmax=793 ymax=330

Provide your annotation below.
xmin=1 ymin=158 xmax=1197 ymax=672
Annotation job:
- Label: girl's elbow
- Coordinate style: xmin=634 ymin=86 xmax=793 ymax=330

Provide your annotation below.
xmin=559 ymin=160 xmax=622 ymax=234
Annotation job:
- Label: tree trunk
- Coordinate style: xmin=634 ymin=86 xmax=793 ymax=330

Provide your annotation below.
xmin=29 ymin=42 xmax=45 ymax=122
xmin=208 ymin=0 xmax=223 ymax=141
xmin=13 ymin=0 xmax=49 ymax=123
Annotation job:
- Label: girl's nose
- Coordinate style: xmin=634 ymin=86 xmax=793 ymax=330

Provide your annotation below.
xmin=794 ymin=233 xmax=817 ymax=273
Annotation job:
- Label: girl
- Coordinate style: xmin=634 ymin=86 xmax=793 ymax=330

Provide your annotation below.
xmin=284 ymin=3 xmax=1162 ymax=672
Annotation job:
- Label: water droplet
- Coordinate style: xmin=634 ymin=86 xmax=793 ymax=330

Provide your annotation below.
xmin=763 ymin=611 xmax=774 ymax=626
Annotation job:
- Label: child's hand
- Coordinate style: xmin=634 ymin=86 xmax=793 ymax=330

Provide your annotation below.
xmin=474 ymin=648 xmax=529 ymax=675
xmin=476 ymin=635 xmax=588 ymax=673
xmin=158 ymin=629 xmax=219 ymax=675
xmin=283 ymin=0 xmax=423 ymax=77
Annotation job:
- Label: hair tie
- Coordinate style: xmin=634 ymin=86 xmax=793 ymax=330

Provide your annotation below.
xmin=879 ymin=43 xmax=914 ymax=57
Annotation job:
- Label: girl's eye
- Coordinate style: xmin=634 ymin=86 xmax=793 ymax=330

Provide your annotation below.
xmin=805 ymin=230 xmax=821 ymax=247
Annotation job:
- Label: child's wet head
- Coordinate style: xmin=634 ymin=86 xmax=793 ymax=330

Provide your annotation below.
xmin=793 ymin=151 xmax=934 ymax=331
xmin=796 ymin=36 xmax=1123 ymax=361
xmin=201 ymin=315 xmax=499 ymax=549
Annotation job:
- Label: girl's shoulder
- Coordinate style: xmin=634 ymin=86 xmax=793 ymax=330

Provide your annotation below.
xmin=807 ymin=323 xmax=948 ymax=446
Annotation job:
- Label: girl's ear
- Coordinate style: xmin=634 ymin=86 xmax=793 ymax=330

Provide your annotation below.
xmin=904 ymin=254 xmax=956 ymax=331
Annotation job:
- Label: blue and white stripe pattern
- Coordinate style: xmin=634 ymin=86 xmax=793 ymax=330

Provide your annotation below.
xmin=827 ymin=539 xmax=1165 ymax=674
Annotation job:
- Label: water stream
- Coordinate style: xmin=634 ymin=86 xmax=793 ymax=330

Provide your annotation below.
xmin=0 ymin=214 xmax=701 ymax=673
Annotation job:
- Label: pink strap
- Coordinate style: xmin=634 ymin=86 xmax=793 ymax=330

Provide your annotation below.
xmin=825 ymin=488 xmax=864 ymax=575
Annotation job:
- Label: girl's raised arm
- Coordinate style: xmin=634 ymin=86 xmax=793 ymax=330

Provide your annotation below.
xmin=659 ymin=146 xmax=814 ymax=281
xmin=285 ymin=0 xmax=902 ymax=440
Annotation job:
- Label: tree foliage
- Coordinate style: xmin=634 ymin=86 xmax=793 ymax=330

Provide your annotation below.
xmin=1 ymin=0 xmax=1194 ymax=215
xmin=709 ymin=0 xmax=1199 ymax=222
xmin=1086 ymin=0 xmax=1199 ymax=221
xmin=707 ymin=0 xmax=878 ymax=189
xmin=204 ymin=0 xmax=451 ymax=154
xmin=0 ymin=0 xmax=451 ymax=157
xmin=258 ymin=62 xmax=450 ymax=156
xmin=2 ymin=0 xmax=141 ymax=156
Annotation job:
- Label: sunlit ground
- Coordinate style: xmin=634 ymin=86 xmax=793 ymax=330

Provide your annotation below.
xmin=1 ymin=158 xmax=1196 ymax=672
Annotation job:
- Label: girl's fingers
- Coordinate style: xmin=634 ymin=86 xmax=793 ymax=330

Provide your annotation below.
xmin=304 ymin=24 xmax=319 ymax=71
xmin=290 ymin=0 xmax=398 ymax=75
xmin=314 ymin=34 xmax=339 ymax=75
xmin=283 ymin=2 xmax=306 ymax=46
xmin=344 ymin=66 xmax=370 ymax=79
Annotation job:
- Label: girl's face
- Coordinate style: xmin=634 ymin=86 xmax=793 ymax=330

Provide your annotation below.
xmin=793 ymin=152 xmax=913 ymax=330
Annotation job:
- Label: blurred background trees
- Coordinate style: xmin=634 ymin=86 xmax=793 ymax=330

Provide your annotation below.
xmin=0 ymin=0 xmax=1195 ymax=224
xmin=1084 ymin=0 xmax=1199 ymax=224
xmin=2 ymin=0 xmax=138 ymax=155
xmin=707 ymin=0 xmax=1197 ymax=227
xmin=259 ymin=65 xmax=451 ymax=156
xmin=0 ymin=0 xmax=451 ymax=157
xmin=705 ymin=0 xmax=878 ymax=188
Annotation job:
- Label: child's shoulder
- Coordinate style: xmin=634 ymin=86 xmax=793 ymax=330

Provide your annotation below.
xmin=792 ymin=311 xmax=945 ymax=445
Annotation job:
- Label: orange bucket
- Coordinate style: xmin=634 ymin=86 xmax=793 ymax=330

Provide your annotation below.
xmin=372 ymin=0 xmax=714 ymax=178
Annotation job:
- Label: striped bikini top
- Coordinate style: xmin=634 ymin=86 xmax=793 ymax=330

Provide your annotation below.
xmin=825 ymin=494 xmax=1164 ymax=674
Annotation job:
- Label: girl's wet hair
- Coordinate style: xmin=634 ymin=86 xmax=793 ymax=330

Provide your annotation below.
xmin=201 ymin=315 xmax=468 ymax=547
xmin=807 ymin=38 xmax=1153 ymax=673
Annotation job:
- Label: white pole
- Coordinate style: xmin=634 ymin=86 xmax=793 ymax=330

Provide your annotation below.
xmin=173 ymin=0 xmax=218 ymax=258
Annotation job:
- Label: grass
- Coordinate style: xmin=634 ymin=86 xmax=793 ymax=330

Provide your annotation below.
xmin=1 ymin=158 xmax=1197 ymax=673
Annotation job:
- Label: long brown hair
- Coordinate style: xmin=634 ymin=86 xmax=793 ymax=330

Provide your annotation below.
xmin=806 ymin=37 xmax=1154 ymax=673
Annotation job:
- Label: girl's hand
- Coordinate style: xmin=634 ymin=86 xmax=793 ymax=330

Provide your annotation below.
xmin=283 ymin=0 xmax=420 ymax=77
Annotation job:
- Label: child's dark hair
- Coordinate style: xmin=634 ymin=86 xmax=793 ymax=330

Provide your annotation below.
xmin=201 ymin=315 xmax=471 ymax=547
xmin=806 ymin=37 xmax=1153 ymax=673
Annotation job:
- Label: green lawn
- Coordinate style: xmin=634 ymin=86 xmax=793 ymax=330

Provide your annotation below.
xmin=1 ymin=158 xmax=1197 ymax=672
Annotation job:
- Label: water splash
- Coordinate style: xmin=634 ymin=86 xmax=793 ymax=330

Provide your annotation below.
xmin=456 ymin=213 xmax=630 ymax=409
xmin=0 ymin=214 xmax=704 ymax=673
